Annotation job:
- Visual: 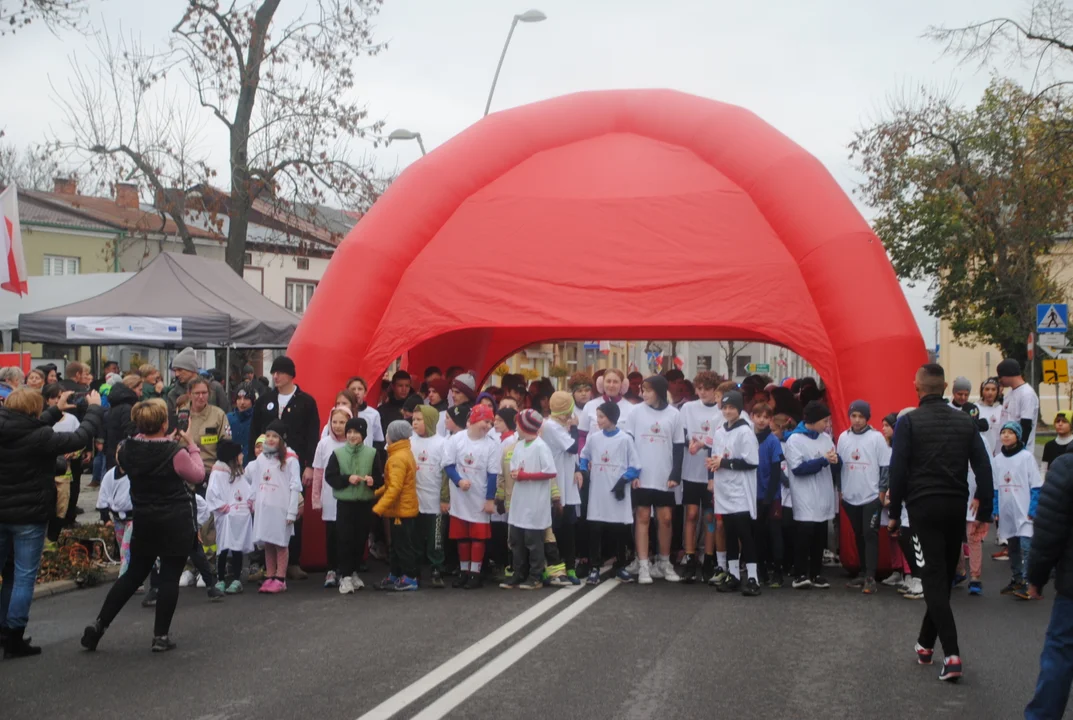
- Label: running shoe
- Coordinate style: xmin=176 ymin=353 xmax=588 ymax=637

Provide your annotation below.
xmin=915 ymin=643 xmax=934 ymax=665
xmin=967 ymin=580 xmax=982 ymax=596
xmin=939 ymin=656 xmax=962 ymax=682
xmin=791 ymin=575 xmax=812 ymax=589
xmin=586 ymin=569 xmax=601 ymax=586
xmin=741 ymin=578 xmax=762 ymax=597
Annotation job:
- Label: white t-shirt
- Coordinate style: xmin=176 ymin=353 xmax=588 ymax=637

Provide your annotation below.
xmin=313 ymin=434 xmax=345 ymax=521
xmin=277 ymin=389 xmax=295 ymax=417
xmin=206 ymin=466 xmax=255 ymax=553
xmin=541 ymin=420 xmax=579 ymax=507
xmin=836 ymin=428 xmax=890 ymax=506
xmin=581 ymin=429 xmax=638 ymax=524
xmin=508 ymin=436 xmax=557 ymax=531
xmin=247 ymin=452 xmax=303 ymax=547
xmin=992 ymin=447 xmax=1042 ymax=540
xmin=444 ymin=431 xmax=502 ymax=524
xmin=54 ymin=411 xmax=80 ymax=433
xmin=95 ymin=467 xmax=132 ymax=519
xmin=1001 ymin=382 xmax=1039 ymax=450
xmin=979 ymin=402 xmax=1003 ymax=455
xmin=623 ymin=403 xmax=684 ymax=492
xmin=580 ymin=396 xmax=634 ymax=438
xmin=784 ymin=431 xmax=837 ymax=523
xmin=778 ymin=440 xmax=792 ymax=510
xmin=411 ymin=433 xmax=447 ymax=515
xmin=679 ymin=400 xmax=722 ymax=483
xmin=710 ymin=421 xmax=759 ymax=518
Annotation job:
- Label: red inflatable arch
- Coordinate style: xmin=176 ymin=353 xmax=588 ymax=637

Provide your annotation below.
xmin=288 ymin=89 xmax=925 ymax=566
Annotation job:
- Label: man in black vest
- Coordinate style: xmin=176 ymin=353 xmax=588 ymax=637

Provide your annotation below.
xmin=250 ymin=356 xmax=320 ymax=580
xmin=888 ymin=363 xmax=993 ymax=683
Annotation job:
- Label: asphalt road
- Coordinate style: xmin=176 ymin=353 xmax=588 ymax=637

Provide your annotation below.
xmin=1 ymin=544 xmax=1063 ymax=720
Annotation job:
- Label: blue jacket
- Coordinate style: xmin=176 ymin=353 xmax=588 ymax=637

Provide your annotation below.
xmin=227 ymin=407 xmax=255 ymax=465
xmin=756 ymin=428 xmax=784 ymax=503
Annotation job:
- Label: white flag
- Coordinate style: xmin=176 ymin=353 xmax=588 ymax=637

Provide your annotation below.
xmin=0 ymin=184 xmax=28 ymax=296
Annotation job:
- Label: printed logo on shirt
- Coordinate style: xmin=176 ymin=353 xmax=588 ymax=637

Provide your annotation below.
xmin=851 ymin=449 xmax=860 ymax=462
xmin=464 ymin=453 xmax=475 ymax=466
xmin=1005 ymin=472 xmax=1012 ymax=484
xmin=418 ymin=450 xmax=428 ymax=463
xmin=700 ymin=420 xmax=711 ymax=434
xmin=651 ymin=422 xmax=661 ymax=435
xmin=601 ymin=451 xmax=610 ymax=464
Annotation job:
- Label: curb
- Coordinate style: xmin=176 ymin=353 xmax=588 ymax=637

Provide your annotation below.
xmin=33 ymin=566 xmax=120 ymax=600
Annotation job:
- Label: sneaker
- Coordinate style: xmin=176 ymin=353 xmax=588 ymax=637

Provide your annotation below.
xmin=225 ymin=580 xmax=243 ymax=594
xmin=151 ymin=635 xmax=177 ymax=653
xmin=897 ymin=576 xmax=912 ymax=594
xmin=566 ymin=569 xmax=581 ymax=585
xmin=499 ymin=575 xmax=523 ymax=589
xmin=863 ymin=577 xmax=878 ymax=595
xmin=1000 ymin=580 xmax=1020 ymax=595
xmin=992 ymin=547 xmax=1009 ymax=561
xmin=207 ymin=586 xmax=225 ymax=602
xmin=648 ymin=561 xmax=665 ymax=580
xmin=376 ymin=574 xmax=398 ymax=591
xmin=196 ymin=575 xmax=207 ymax=589
xmin=286 ymin=565 xmax=308 ymax=581
xmin=939 ymin=656 xmax=962 ymax=682
xmin=247 ymin=566 xmax=266 ymax=583
xmin=846 ymin=576 xmax=866 ymax=589
xmin=350 ymin=573 xmax=365 ymax=590
xmin=679 ymin=554 xmax=697 ymax=585
xmin=339 ymin=576 xmax=356 ymax=594
xmin=141 ymin=588 xmax=158 ymax=607
xmin=791 ymin=575 xmax=812 ymax=589
xmin=701 ymin=556 xmax=716 ymax=583
xmin=214 ymin=580 xmax=226 ymax=593
xmin=741 ymin=578 xmax=762 ymax=597
xmin=430 ymin=570 xmax=445 ymax=588
xmin=519 ymin=580 xmax=542 ymax=590
xmin=554 ymin=573 xmax=579 ymax=587
xmin=710 ymin=567 xmax=728 ymax=586
xmin=658 ymin=559 xmax=681 ymax=582
xmin=452 ymin=572 xmax=470 ymax=589
xmin=324 ymin=570 xmax=338 ymax=588
xmin=953 ymin=573 xmax=967 ymax=587
xmin=882 ymin=572 xmax=903 ymax=587
xmin=904 ymin=579 xmax=924 ymax=600
xmin=80 ymin=623 xmax=104 ymax=652
xmin=769 ymin=571 xmax=783 ymax=589
xmin=625 ymin=558 xmax=640 ymax=575
xmin=1013 ymin=584 xmax=1037 ymax=601
xmin=967 ymin=580 xmax=982 ymax=596
xmin=638 ymin=564 xmax=653 ymax=585
xmin=586 ymin=569 xmax=602 ymax=585
xmin=395 ymin=576 xmax=419 ymax=592
xmin=716 ymin=575 xmax=742 ymax=593
xmin=915 ymin=642 xmax=934 ymax=665
xmin=179 ymin=570 xmax=195 ymax=587
xmin=812 ymin=576 xmax=831 ymax=589
xmin=463 ymin=574 xmax=484 ymax=590
xmin=616 ymin=569 xmax=634 ymax=583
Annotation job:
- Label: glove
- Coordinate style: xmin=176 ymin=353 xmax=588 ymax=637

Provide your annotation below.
xmin=495 ymin=499 xmax=506 ymax=515
xmin=612 ymin=475 xmax=631 ymax=501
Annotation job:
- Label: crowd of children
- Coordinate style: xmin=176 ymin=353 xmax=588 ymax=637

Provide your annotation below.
xmin=90 ymin=363 xmax=1051 ymax=602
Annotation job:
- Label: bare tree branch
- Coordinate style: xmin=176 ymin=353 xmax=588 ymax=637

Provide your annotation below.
xmin=0 ymin=0 xmax=89 ymax=37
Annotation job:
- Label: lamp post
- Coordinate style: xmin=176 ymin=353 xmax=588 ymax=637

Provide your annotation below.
xmin=484 ymin=9 xmax=546 ymax=117
xmin=388 ymin=128 xmax=426 ymax=156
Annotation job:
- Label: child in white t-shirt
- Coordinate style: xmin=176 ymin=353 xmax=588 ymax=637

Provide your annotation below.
xmin=678 ymin=371 xmax=723 ymax=583
xmin=500 ymin=410 xmax=557 ymax=590
xmin=411 ymin=404 xmax=448 ymax=588
xmin=206 ymin=439 xmax=254 ymax=594
xmin=784 ymin=401 xmax=839 ymax=590
xmin=992 ymin=421 xmax=1043 ymax=598
xmin=312 ymin=406 xmax=350 ymax=588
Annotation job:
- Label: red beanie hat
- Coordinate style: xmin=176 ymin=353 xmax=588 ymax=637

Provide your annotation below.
xmin=468 ymin=404 xmax=494 ymax=425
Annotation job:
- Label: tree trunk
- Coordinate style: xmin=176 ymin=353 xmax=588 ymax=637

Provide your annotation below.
xmin=226 ymin=155 xmax=251 ymax=275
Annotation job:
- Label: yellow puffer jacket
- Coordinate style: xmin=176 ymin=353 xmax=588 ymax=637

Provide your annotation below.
xmin=373 ymin=438 xmax=419 ymax=519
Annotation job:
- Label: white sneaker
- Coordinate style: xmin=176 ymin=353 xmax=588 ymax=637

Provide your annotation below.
xmin=625 ymin=558 xmax=640 ymax=575
xmin=904 ymin=578 xmax=925 ymax=599
xmin=179 ymin=570 xmax=195 ymax=587
xmin=350 ymin=573 xmax=365 ymax=590
xmin=658 ymin=559 xmax=681 ymax=583
xmin=648 ymin=560 xmax=664 ymax=580
xmin=882 ymin=572 xmax=903 ymax=587
xmin=638 ymin=563 xmax=653 ymax=585
xmin=196 ymin=575 xmax=207 ymax=588
xmin=339 ymin=576 xmax=355 ymax=594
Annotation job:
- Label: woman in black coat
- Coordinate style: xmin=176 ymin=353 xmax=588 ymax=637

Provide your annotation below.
xmin=0 ymin=387 xmax=103 ymax=659
xmin=81 ymin=398 xmax=205 ymax=653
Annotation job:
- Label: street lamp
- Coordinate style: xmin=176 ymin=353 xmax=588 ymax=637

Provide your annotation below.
xmin=388 ymin=128 xmax=426 ymax=156
xmin=484 ymin=9 xmax=546 ymax=117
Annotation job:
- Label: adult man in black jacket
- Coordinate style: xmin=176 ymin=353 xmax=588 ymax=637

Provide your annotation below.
xmin=1025 ymin=454 xmax=1073 ymax=718
xmin=888 ymin=363 xmax=993 ymax=683
xmin=250 ymin=356 xmax=320 ymax=579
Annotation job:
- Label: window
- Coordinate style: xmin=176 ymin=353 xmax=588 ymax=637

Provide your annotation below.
xmin=286 ymin=280 xmax=317 ymax=314
xmin=243 ymin=252 xmax=253 ymax=266
xmin=696 ymin=355 xmax=712 ymax=373
xmin=735 ymin=355 xmax=752 ymax=378
xmin=43 ymin=255 xmax=80 ymax=276
xmin=296 ymin=257 xmax=310 ymax=270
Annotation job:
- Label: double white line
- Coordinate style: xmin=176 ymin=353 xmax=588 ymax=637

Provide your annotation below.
xmin=357 ymin=580 xmax=619 ymax=720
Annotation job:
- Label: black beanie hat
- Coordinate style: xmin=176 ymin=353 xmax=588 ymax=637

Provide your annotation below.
xmin=216 ymin=438 xmax=243 ymax=464
xmin=266 ymin=419 xmax=288 ymax=439
xmin=643 ymin=375 xmax=669 ymax=409
xmin=882 ymin=412 xmax=898 ymax=429
xmin=496 ymin=407 xmax=518 ymax=431
xmin=996 ymin=358 xmax=1021 ymax=378
xmin=345 ymin=417 xmax=368 ymax=438
xmin=803 ymin=401 xmax=831 ymax=425
xmin=597 ymin=400 xmax=620 ymax=425
xmin=722 ymin=390 xmax=745 ymax=413
xmin=270 ymin=355 xmax=296 ymax=378
xmin=403 ymin=394 xmax=423 ymax=413
xmin=447 ymin=403 xmax=470 ymax=429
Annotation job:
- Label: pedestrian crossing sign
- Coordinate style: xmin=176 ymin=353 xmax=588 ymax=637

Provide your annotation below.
xmin=1037 ymin=304 xmax=1068 ymax=332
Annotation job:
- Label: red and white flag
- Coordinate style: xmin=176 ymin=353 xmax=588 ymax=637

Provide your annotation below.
xmin=0 ymin=184 xmax=28 ymax=296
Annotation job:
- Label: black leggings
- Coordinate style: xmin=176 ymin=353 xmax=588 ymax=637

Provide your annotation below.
xmin=217 ymin=550 xmax=243 ymax=581
xmin=754 ymin=502 xmax=784 ymax=572
xmin=723 ymin=511 xmax=757 ymax=571
xmin=188 ymin=542 xmax=215 ymax=584
xmin=794 ymin=520 xmax=828 ymax=579
xmin=324 ymin=521 xmax=338 ymax=572
xmin=554 ymin=506 xmax=578 ymax=572
xmin=96 ymin=554 xmax=186 ymax=637
xmin=587 ymin=521 xmax=629 ymax=571
xmin=336 ymin=500 xmax=373 ymax=577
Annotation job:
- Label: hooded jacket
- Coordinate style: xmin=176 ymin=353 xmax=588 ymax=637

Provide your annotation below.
xmin=373 ymin=438 xmax=419 ymax=519
xmin=104 ymin=383 xmax=138 ymax=469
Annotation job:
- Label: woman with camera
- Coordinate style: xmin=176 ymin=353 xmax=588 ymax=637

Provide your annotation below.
xmin=81 ymin=398 xmax=205 ymax=653
xmin=0 ymin=387 xmax=103 ymax=659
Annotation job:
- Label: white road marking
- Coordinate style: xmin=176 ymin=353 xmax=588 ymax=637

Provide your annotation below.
xmin=355 ymin=587 xmax=579 ymax=720
xmin=411 ymin=579 xmax=620 ymax=720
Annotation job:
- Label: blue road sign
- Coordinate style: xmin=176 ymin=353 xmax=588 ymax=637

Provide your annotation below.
xmin=1038 ymin=304 xmax=1068 ymax=332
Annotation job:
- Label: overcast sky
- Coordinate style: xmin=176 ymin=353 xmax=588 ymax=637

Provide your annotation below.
xmin=0 ymin=0 xmax=1039 ymax=342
